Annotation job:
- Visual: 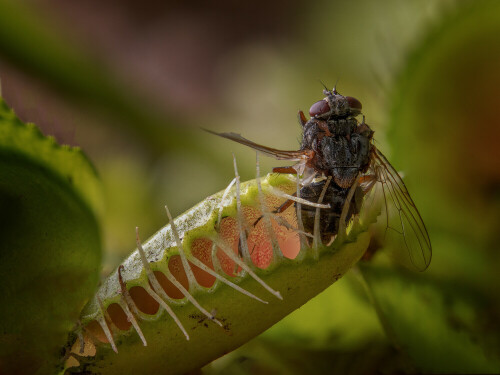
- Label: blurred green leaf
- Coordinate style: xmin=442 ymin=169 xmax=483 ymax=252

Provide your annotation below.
xmin=361 ymin=265 xmax=500 ymax=374
xmin=0 ymin=99 xmax=103 ymax=216
xmin=204 ymin=337 xmax=407 ymax=375
xmin=384 ymin=2 xmax=500 ymax=368
xmin=387 ymin=0 xmax=500 ymax=242
xmin=0 ymin=98 xmax=102 ymax=374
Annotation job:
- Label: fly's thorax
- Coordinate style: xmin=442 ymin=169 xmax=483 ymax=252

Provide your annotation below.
xmin=301 ymin=120 xmax=319 ymax=150
xmin=318 ymin=132 xmax=361 ymax=169
xmin=318 ymin=124 xmax=372 ymax=188
xmin=327 ymin=117 xmax=357 ymax=136
xmin=300 ymin=117 xmax=358 ymax=152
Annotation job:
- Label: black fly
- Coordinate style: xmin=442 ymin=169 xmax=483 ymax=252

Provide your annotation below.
xmin=206 ymin=87 xmax=432 ymax=271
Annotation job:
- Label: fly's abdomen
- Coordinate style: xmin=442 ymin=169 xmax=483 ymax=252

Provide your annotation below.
xmin=299 ymin=181 xmax=362 ymax=245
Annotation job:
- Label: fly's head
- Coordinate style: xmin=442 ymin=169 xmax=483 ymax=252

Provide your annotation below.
xmin=308 ymin=88 xmax=363 ymax=119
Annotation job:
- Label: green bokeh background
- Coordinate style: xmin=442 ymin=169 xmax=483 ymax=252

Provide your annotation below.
xmin=0 ymin=0 xmax=499 ymax=373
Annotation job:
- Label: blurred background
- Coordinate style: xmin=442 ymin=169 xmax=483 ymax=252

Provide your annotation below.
xmin=0 ymin=0 xmax=499 ymax=373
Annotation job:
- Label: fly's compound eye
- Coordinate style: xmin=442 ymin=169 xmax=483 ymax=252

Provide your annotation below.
xmin=345 ymin=96 xmax=362 ymax=114
xmin=309 ymin=100 xmax=331 ymax=118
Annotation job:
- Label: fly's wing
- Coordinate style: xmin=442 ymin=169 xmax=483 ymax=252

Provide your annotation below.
xmin=204 ymin=130 xmax=307 ymax=161
xmin=360 ymin=147 xmax=432 ymax=271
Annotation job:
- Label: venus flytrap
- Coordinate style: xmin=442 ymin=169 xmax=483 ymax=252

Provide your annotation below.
xmin=0 ymin=98 xmax=102 ymax=375
xmin=67 ymin=155 xmax=380 ymax=375
xmin=0 ymin=94 xmax=381 ymax=375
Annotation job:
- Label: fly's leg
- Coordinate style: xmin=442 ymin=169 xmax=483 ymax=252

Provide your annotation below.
xmin=312 ymin=176 xmax=332 ymax=258
xmin=272 ymin=166 xmax=298 ymax=174
xmin=298 ymin=110 xmax=308 ymax=126
xmin=358 ymin=173 xmax=378 ymax=195
xmin=275 ymin=196 xmax=296 ymax=214
xmin=316 ymin=120 xmax=332 ymax=137
xmin=266 ymin=165 xmax=297 ymax=227
xmin=338 ymin=173 xmax=362 ymax=241
xmin=234 ymin=229 xmax=250 ymax=275
xmin=253 ymin=193 xmax=296 ymax=227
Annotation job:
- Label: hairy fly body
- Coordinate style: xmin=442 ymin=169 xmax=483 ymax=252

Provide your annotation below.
xmin=207 ymin=87 xmax=432 ymax=271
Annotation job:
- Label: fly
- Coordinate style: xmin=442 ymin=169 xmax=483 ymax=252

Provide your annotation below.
xmin=206 ymin=87 xmax=432 ymax=271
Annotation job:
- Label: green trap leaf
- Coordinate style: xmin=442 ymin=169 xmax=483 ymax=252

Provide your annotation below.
xmin=0 ymin=98 xmax=102 ymax=374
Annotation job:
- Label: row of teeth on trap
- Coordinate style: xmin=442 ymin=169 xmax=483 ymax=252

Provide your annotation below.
xmin=77 ymin=154 xmax=335 ymax=355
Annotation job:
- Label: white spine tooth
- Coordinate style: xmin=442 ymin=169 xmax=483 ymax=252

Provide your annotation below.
xmin=270 ymin=187 xmax=330 ymax=209
xmin=160 ymin=266 xmax=223 ymax=327
xmin=210 ymin=243 xmax=224 ymax=274
xmin=117 ymin=270 xmax=148 ymax=344
xmin=96 ymin=298 xmax=118 ymax=353
xmin=142 ymin=284 xmax=190 ymax=340
xmin=135 ymin=227 xmax=189 ymax=340
xmin=295 ymin=172 xmax=307 ymax=249
xmin=255 ymin=152 xmax=282 ymax=261
xmin=162 ymin=209 xmax=222 ymax=326
xmin=213 ymin=237 xmax=282 ymax=300
xmin=83 ymin=325 xmax=100 ymax=347
xmin=76 ymin=324 xmax=85 ymax=354
xmin=271 ymin=214 xmax=314 ymax=238
xmin=189 ymin=256 xmax=268 ymax=304
xmin=164 ymin=204 xmax=198 ymax=289
xmin=211 ymin=177 xmax=237 ymax=274
xmin=119 ymin=300 xmax=147 ymax=346
xmin=217 ymin=177 xmax=237 ymax=228
xmin=233 ymin=154 xmax=251 ymax=264
xmin=312 ymin=176 xmax=332 ymax=258
xmin=117 ymin=266 xmax=141 ymax=317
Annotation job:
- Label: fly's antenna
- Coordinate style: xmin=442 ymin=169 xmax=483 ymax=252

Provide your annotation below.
xmin=333 ymin=78 xmax=340 ymax=94
xmin=319 ymin=80 xmax=329 ymax=92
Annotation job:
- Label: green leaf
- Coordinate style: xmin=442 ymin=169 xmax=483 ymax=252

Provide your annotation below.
xmin=0 ymin=98 xmax=102 ymax=374
xmin=387 ymin=0 xmax=500 ymax=242
xmin=69 ymin=174 xmax=379 ymax=374
xmin=384 ymin=3 xmax=500 ymax=370
xmin=361 ymin=265 xmax=500 ymax=374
